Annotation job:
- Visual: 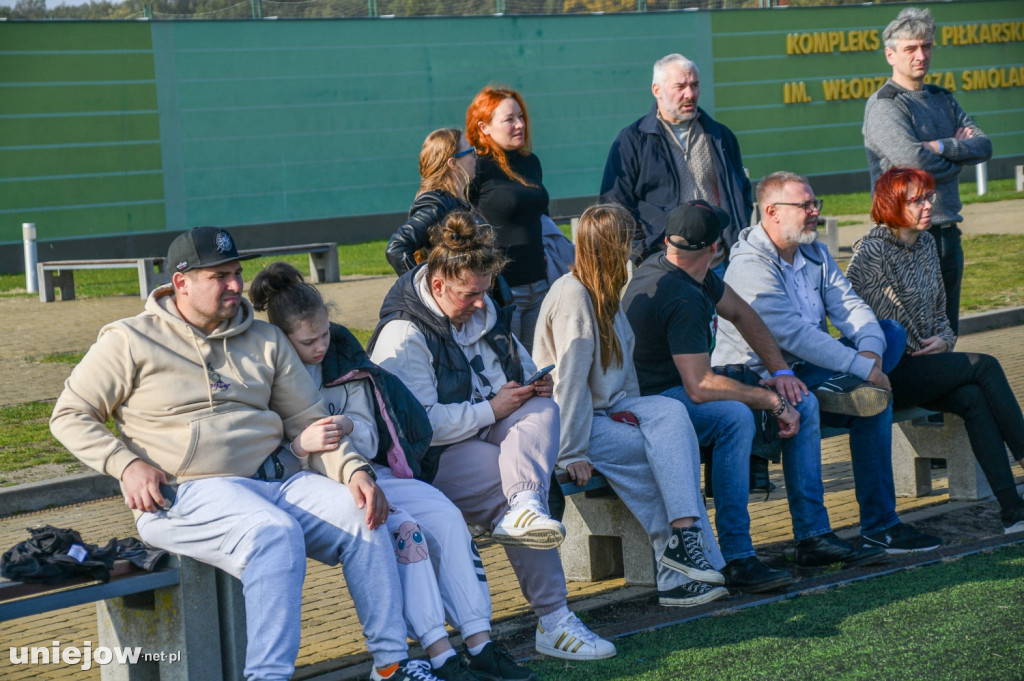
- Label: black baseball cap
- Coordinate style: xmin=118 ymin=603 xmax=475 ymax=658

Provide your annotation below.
xmin=665 ymin=200 xmax=730 ymax=251
xmin=167 ymin=226 xmax=257 ymax=273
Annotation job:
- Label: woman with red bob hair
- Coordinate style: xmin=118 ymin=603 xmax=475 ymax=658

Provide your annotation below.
xmin=465 ymin=86 xmax=551 ymax=352
xmin=847 ymin=166 xmax=1024 ymax=534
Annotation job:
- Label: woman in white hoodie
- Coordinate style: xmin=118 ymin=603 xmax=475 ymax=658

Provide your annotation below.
xmin=369 ymin=212 xmax=616 ymax=662
xmin=533 ymin=203 xmax=727 ymax=608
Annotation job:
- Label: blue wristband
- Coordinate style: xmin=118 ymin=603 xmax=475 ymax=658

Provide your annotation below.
xmin=772 ymin=369 xmax=795 ymax=377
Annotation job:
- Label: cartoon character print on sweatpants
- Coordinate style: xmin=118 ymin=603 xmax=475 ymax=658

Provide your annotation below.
xmin=392 ymin=520 xmax=428 ymax=565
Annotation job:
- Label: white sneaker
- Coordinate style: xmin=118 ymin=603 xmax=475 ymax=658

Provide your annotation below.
xmin=535 ymin=612 xmax=616 ymax=660
xmin=491 ymin=499 xmax=565 ymax=549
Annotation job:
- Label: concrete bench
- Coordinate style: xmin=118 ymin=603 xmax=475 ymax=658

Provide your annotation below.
xmin=37 ymin=258 xmax=171 ymax=302
xmin=1 ymin=556 xmax=245 ymax=681
xmin=240 ymin=242 xmax=340 ymax=284
xmin=557 ymin=407 xmax=992 ymax=588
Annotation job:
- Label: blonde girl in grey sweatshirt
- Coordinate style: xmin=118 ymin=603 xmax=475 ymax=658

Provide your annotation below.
xmin=533 ymin=203 xmax=727 ymax=608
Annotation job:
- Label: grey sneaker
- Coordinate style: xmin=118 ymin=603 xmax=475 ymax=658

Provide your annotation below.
xmin=658 ymin=581 xmax=729 ymax=607
xmin=814 ymin=373 xmax=892 ymax=417
xmin=659 ymin=527 xmax=725 ymax=584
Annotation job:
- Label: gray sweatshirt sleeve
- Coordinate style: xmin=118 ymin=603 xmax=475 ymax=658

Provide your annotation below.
xmin=864 ymin=95 xmax=960 ymax=184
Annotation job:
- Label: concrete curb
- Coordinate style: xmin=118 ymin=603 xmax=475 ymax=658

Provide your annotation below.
xmin=958 ymin=305 xmax=1024 ymax=335
xmin=2 ymin=311 xmax=1021 ymax=518
xmin=0 ymin=471 xmax=121 ymax=518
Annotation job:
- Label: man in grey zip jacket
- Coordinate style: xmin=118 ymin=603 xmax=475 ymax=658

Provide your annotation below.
xmin=713 ymin=171 xmax=943 ymax=555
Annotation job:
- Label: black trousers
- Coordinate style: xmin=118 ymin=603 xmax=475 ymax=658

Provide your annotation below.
xmin=928 ymin=223 xmax=964 ymax=335
xmin=889 ymin=351 xmax=1024 ymax=515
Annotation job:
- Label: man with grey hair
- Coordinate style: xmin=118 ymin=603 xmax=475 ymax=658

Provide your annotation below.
xmin=601 ymin=53 xmax=752 ymax=266
xmin=863 ymin=7 xmax=991 ymax=334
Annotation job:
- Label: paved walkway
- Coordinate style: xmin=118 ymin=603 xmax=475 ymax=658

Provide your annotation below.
xmin=3 ymin=327 xmax=1022 ymax=680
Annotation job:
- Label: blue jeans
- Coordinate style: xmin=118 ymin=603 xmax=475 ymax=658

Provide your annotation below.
xmin=793 ymin=319 xmax=907 ymax=536
xmin=508 ymin=278 xmax=549 ymax=354
xmin=660 ymin=386 xmax=832 ymax=562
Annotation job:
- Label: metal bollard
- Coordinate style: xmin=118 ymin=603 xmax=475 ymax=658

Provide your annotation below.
xmin=975 ymin=162 xmax=988 ymax=196
xmin=23 ymin=223 xmax=38 ymax=293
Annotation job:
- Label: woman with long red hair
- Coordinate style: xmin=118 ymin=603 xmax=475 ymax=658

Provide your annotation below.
xmin=466 ymin=86 xmax=550 ymax=352
xmin=847 ymin=166 xmax=1024 ymax=534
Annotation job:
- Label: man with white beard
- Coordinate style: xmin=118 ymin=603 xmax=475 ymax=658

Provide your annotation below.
xmin=713 ymin=171 xmax=943 ymax=555
xmin=600 ymin=53 xmax=752 ymax=269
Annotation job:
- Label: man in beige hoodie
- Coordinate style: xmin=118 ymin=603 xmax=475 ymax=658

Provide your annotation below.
xmin=50 ymin=227 xmax=440 ymax=681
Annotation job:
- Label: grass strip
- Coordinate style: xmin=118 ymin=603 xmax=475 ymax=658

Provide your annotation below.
xmin=533 ymin=543 xmax=1024 ymax=681
xmin=0 ymin=401 xmax=78 ymax=476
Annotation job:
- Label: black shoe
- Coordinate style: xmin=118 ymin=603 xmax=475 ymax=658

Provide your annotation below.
xmin=861 ymin=523 xmax=942 ymax=554
xmin=1002 ymin=503 xmax=1024 ymax=535
xmin=433 ymin=654 xmax=482 ymax=681
xmin=658 ymin=580 xmax=730 ymax=607
xmin=721 ymin=555 xmax=794 ymax=593
xmin=467 ymin=642 xmax=537 ymax=681
xmin=659 ymin=527 xmax=725 ymax=584
xmin=372 ymin=659 xmax=444 ymax=681
xmin=796 ymin=532 xmax=888 ymax=569
xmin=814 ymin=373 xmax=892 ymax=417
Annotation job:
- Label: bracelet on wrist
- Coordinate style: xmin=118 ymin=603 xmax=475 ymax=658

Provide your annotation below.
xmin=772 ymin=369 xmax=795 ymax=377
xmin=765 ymin=385 xmax=788 ymax=417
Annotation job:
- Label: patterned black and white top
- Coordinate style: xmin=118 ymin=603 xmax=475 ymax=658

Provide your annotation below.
xmin=847 ymin=225 xmax=958 ymax=355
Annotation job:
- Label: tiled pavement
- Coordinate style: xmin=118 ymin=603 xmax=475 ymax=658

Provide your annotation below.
xmin=2 ymin=325 xmax=1022 ymax=680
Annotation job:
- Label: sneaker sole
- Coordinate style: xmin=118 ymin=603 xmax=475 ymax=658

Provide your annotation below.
xmin=815 ymin=385 xmax=891 ymax=418
xmin=491 ymin=527 xmax=566 ymax=549
xmin=796 ymin=551 xmax=888 ymax=573
xmin=1004 ymin=519 xmax=1024 ymax=535
xmin=659 ymin=556 xmax=726 ymax=585
xmin=659 ymin=585 xmax=729 ymax=607
xmin=535 ymin=642 xmax=616 ymax=661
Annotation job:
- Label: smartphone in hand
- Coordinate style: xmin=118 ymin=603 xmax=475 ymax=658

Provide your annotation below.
xmin=523 ymin=364 xmax=555 ymax=386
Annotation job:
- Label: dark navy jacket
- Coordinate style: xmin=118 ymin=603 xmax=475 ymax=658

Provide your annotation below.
xmin=600 ymin=103 xmax=753 ymax=256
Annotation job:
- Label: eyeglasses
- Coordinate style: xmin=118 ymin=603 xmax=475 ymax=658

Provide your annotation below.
xmin=453 ymin=147 xmax=477 ymax=159
xmin=773 ymin=199 xmax=823 ymax=213
xmin=908 ymin=191 xmax=936 ymax=207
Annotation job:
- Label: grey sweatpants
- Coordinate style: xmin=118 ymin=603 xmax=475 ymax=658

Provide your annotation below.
xmin=588 ymin=395 xmax=725 ymax=592
xmin=136 ymin=472 xmax=407 ymax=680
xmin=430 ymin=395 xmax=569 ymax=617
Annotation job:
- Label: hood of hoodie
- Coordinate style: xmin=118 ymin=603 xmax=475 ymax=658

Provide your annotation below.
xmin=377 ymin=266 xmax=498 ymax=349
xmin=729 ymin=222 xmax=827 ymax=271
xmin=146 ymin=283 xmax=254 ymax=341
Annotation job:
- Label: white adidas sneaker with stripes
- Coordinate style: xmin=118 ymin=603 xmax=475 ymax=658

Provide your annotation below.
xmin=490 ymin=498 xmax=565 ymax=549
xmin=535 ymin=612 xmax=616 ymax=660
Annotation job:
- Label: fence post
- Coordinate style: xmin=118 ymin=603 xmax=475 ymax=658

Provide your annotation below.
xmin=23 ymin=223 xmax=38 ymax=294
xmin=975 ymin=162 xmax=987 ymax=196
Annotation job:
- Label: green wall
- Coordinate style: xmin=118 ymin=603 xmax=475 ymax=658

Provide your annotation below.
xmin=711 ymin=2 xmax=1024 ymax=183
xmin=0 ymin=23 xmax=165 ymax=242
xmin=1 ymin=1 xmax=1021 ymax=256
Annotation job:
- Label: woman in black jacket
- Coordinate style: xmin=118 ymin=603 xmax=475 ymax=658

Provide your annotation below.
xmin=385 ymin=128 xmax=478 ymax=275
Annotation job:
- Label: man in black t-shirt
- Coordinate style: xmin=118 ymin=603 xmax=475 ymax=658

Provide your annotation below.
xmin=623 ymin=201 xmax=886 ymax=594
